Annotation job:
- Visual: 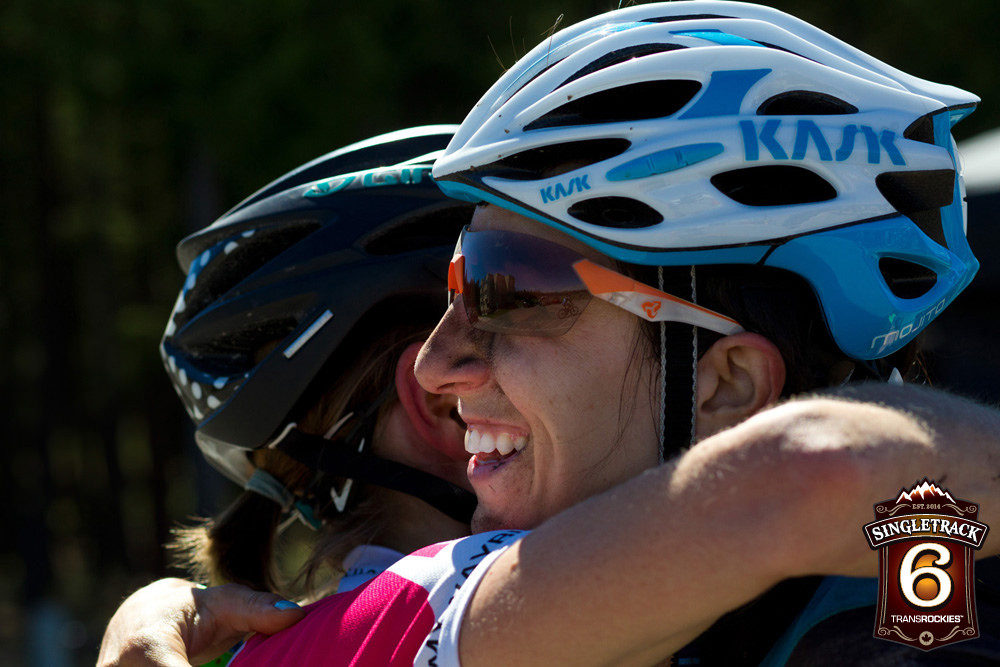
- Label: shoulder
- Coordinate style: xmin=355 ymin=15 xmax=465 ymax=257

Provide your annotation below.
xmin=412 ymin=530 xmax=527 ymax=667
xmin=389 ymin=530 xmax=526 ymax=591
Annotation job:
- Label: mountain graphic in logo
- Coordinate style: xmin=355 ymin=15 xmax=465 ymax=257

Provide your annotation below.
xmin=895 ymin=479 xmax=956 ymax=504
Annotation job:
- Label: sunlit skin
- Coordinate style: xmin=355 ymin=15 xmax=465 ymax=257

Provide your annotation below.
xmin=415 ymin=205 xmax=660 ymax=532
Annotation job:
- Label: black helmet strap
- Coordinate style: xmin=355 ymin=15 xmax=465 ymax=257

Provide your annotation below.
xmin=272 ymin=427 xmax=476 ymax=525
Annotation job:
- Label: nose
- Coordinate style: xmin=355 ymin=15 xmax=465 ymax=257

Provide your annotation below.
xmin=415 ymin=297 xmax=491 ymax=396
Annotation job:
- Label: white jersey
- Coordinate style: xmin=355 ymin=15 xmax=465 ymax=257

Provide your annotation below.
xmin=336 ymin=544 xmax=406 ymax=593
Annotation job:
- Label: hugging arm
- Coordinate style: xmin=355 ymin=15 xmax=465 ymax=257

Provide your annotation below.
xmin=97 ymin=578 xmax=304 ymax=667
xmin=458 ymin=384 xmax=1000 ymax=666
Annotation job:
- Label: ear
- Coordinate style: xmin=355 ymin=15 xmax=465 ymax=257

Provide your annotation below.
xmin=694 ymin=332 xmax=785 ymax=439
xmin=395 ymin=342 xmax=467 ymax=461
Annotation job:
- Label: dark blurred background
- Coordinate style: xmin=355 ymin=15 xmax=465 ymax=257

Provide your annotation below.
xmin=1 ymin=1 xmax=998 ymax=664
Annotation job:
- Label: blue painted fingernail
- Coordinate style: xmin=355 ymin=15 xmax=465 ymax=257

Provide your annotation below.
xmin=274 ymin=599 xmax=301 ymax=610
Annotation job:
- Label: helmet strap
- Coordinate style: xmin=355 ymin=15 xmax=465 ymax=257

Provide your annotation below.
xmin=658 ymin=266 xmax=698 ymax=463
xmin=268 ymin=383 xmax=476 ymax=524
xmin=326 ymin=420 xmax=363 ymax=515
xmin=690 ymin=266 xmax=699 ymax=441
xmin=313 ymin=385 xmax=394 ymax=516
xmin=658 ymin=268 xmax=666 ymax=464
xmin=251 ymin=385 xmax=396 ymax=532
xmin=244 ymin=467 xmax=324 ymax=532
xmin=856 ymin=359 xmax=909 ymax=385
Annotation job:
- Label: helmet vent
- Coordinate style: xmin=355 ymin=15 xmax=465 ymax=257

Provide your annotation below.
xmin=567 ymin=196 xmax=663 ymax=228
xmin=524 ymin=80 xmax=702 ymax=131
xmin=194 ymin=316 xmax=302 ymax=374
xmin=640 ymin=14 xmax=731 ymax=23
xmin=755 ymin=42 xmax=811 ymax=60
xmin=903 ymin=114 xmax=936 ymax=145
xmin=557 ymin=43 xmax=686 ymax=88
xmin=508 ymin=61 xmax=562 ymax=104
xmin=875 ymin=169 xmax=955 ymax=246
xmin=177 ymin=222 xmax=319 ymax=329
xmin=478 ymin=139 xmax=631 ymax=181
xmin=879 ymin=257 xmax=938 ymax=299
xmin=757 ymin=91 xmax=858 ymax=115
xmin=711 ymin=166 xmax=836 ymax=206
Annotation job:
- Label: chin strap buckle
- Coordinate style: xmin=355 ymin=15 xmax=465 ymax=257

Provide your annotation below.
xmin=246 ymin=422 xmax=324 ymax=531
xmin=245 ymin=467 xmax=295 ymax=510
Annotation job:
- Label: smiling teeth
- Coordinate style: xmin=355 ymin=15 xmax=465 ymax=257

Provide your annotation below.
xmin=465 ymin=428 xmax=526 ymax=455
xmin=496 ymin=433 xmax=515 ymax=456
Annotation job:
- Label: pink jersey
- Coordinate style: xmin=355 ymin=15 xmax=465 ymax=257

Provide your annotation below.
xmin=229 ymin=530 xmax=525 ymax=667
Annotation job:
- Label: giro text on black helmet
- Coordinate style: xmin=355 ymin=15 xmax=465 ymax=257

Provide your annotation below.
xmin=433 ymin=1 xmax=979 ymax=361
xmin=161 ymin=126 xmax=475 ymax=521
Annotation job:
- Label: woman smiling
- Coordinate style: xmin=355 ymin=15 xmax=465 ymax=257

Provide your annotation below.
xmin=225 ymin=4 xmax=999 ymax=665
xmin=102 ymin=4 xmax=1000 ymax=666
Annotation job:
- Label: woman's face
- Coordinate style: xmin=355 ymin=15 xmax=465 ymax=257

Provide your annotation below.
xmin=415 ymin=205 xmax=660 ymax=532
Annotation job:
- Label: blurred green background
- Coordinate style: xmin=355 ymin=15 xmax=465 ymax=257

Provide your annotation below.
xmin=2 ymin=1 xmax=999 ymax=663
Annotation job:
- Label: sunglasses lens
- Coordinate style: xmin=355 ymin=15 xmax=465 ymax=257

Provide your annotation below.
xmin=456 ymin=228 xmax=592 ymax=337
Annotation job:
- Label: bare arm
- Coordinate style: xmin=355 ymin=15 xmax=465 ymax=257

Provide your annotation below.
xmin=97 ymin=578 xmax=305 ymax=667
xmin=460 ymin=384 xmax=1000 ymax=666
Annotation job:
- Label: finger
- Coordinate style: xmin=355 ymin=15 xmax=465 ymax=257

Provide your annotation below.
xmin=196 ymin=584 xmax=306 ymax=636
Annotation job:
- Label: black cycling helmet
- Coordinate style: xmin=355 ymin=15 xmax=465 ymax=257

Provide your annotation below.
xmin=161 ymin=126 xmax=475 ymax=521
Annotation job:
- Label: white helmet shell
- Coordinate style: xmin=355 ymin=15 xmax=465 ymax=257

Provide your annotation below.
xmin=433 ymin=2 xmax=979 ymax=360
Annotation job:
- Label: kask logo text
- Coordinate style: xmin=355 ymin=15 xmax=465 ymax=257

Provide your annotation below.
xmin=540 ymin=175 xmax=591 ymax=204
xmin=740 ymin=119 xmax=906 ymax=166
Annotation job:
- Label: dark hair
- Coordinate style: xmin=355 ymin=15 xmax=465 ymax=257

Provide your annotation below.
xmin=617 ymin=263 xmax=919 ymax=457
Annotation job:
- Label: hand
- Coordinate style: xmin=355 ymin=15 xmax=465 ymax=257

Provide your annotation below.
xmin=98 ymin=578 xmax=306 ymax=666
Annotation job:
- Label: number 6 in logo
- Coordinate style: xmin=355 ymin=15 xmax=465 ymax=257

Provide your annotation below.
xmin=899 ymin=542 xmax=952 ymax=608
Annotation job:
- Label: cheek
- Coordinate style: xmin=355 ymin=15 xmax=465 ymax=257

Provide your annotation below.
xmin=491 ymin=317 xmax=643 ymax=436
xmin=569 ymin=314 xmax=660 ymax=459
xmin=489 ymin=336 xmax=569 ymax=411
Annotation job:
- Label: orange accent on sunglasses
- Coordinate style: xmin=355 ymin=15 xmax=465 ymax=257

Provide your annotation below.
xmin=573 ymin=259 xmax=743 ymax=333
xmin=448 ymin=255 xmax=465 ymax=295
xmin=573 ymin=260 xmax=733 ymax=319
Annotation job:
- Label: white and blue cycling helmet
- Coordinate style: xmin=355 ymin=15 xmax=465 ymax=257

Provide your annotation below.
xmin=433 ymin=1 xmax=979 ymax=360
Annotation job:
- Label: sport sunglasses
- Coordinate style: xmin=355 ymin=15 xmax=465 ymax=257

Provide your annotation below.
xmin=447 ymin=226 xmax=744 ymax=337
